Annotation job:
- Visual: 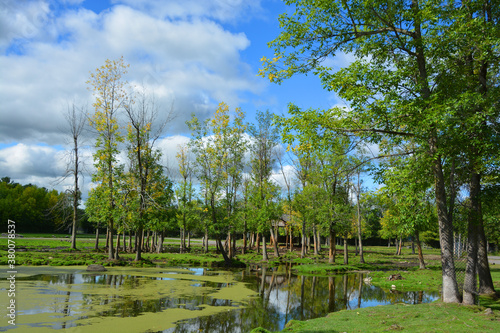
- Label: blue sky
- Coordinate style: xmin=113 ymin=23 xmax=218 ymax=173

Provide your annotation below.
xmin=0 ymin=0 xmax=356 ymax=194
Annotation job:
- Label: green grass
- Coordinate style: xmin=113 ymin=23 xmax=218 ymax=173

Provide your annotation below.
xmin=253 ymin=302 xmax=500 ymax=332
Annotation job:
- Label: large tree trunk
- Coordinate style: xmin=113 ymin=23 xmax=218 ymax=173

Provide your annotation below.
xmin=477 ymin=220 xmax=495 ymax=294
xmin=433 ymin=153 xmax=461 ymax=303
xmin=463 ymin=193 xmax=479 ymax=305
xmin=474 ymin=173 xmax=496 ymax=295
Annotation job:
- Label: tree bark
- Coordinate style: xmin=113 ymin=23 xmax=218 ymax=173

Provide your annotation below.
xmin=271 ymin=227 xmax=280 ymax=257
xmin=343 ymin=237 xmax=348 ymax=265
xmin=474 ymin=174 xmax=496 ymax=294
xmin=262 ymin=234 xmax=269 ymax=261
xmin=134 ymin=227 xmax=143 ymax=261
xmin=94 ymin=228 xmax=99 ymax=250
xmin=415 ymin=231 xmax=426 ymax=270
xmin=433 ymin=153 xmax=461 ymax=303
xmin=329 ymin=228 xmax=336 ymax=264
xmin=464 ymin=172 xmax=483 ymax=304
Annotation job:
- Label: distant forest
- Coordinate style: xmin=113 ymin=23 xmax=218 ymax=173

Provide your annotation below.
xmin=0 ymin=177 xmax=89 ymax=233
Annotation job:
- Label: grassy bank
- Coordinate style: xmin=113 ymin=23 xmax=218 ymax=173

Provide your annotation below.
xmin=251 ymin=301 xmax=500 ymax=332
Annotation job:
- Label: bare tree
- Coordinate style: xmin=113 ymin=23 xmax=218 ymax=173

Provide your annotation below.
xmin=59 ymin=103 xmax=87 ymax=249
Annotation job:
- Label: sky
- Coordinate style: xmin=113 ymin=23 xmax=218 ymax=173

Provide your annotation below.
xmin=0 ymin=0 xmax=356 ymax=197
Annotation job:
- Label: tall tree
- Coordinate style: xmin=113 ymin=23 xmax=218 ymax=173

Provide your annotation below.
xmin=277 ymin=106 xmax=355 ymax=263
xmin=87 ymin=57 xmax=128 ymax=260
xmin=64 ymin=104 xmax=86 ymax=249
xmin=124 ymin=87 xmax=172 ymax=261
xmin=175 ymin=144 xmax=197 ymax=253
xmin=187 ymin=102 xmax=246 ymax=264
xmin=248 ymin=110 xmax=282 ymax=260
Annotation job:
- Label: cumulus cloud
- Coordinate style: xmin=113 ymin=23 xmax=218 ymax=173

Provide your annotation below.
xmin=0 ymin=2 xmax=263 ymax=145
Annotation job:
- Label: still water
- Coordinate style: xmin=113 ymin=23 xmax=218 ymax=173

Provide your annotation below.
xmin=0 ymin=266 xmax=439 ymax=332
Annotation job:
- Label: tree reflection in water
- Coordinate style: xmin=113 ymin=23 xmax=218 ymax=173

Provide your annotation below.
xmin=170 ymin=266 xmax=438 ymax=332
xmin=7 ymin=266 xmax=438 ymax=332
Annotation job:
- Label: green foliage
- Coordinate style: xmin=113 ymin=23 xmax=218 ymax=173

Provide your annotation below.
xmin=187 ymin=102 xmax=248 ymax=255
xmin=0 ymin=177 xmax=67 ymax=233
xmin=86 ymin=58 xmax=129 ymax=257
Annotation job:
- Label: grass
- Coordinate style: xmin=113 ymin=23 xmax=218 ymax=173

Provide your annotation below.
xmin=257 ymin=302 xmax=500 ymax=332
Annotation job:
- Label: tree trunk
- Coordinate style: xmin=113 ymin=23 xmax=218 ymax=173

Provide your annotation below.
xmin=317 ymin=229 xmax=321 ymax=253
xmin=94 ymin=228 xmax=99 ymax=250
xmin=180 ymin=228 xmax=185 ymax=254
xmin=71 ymin=198 xmax=77 ymax=250
xmin=216 ymin=236 xmax=231 ymax=265
xmin=128 ymin=232 xmax=132 ymax=252
xmin=475 ymin=177 xmax=495 ymax=294
xmin=343 ymin=237 xmax=348 ymax=265
xmin=313 ymin=225 xmax=319 ymax=255
xmin=134 ymin=227 xmax=143 ymax=261
xmin=243 ymin=223 xmax=247 ymax=255
xmin=301 ymin=220 xmax=306 ymax=258
xmin=329 ymin=228 xmax=336 ymax=264
xmin=262 ymin=235 xmax=269 ymax=261
xmin=463 ymin=221 xmax=478 ymax=305
xmin=204 ymin=229 xmax=209 ymax=253
xmin=256 ymin=233 xmax=260 ymax=254
xmin=415 ymin=231 xmax=426 ymax=269
xmin=157 ymin=231 xmax=164 ymax=253
xmin=433 ymin=152 xmax=461 ymax=302
xmin=105 ymin=227 xmax=110 ymax=249
xmin=115 ymin=232 xmax=121 ymax=257
xmin=271 ymin=227 xmax=280 ymax=257
xmin=228 ymin=232 xmax=233 ymax=259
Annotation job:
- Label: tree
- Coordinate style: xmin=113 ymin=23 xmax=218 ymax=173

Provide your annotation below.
xmin=175 ymin=144 xmax=197 ymax=253
xmin=276 ymin=105 xmax=355 ymax=263
xmin=124 ymin=87 xmax=172 ymax=261
xmin=62 ymin=103 xmax=86 ymax=249
xmin=187 ymin=102 xmax=247 ymax=264
xmin=248 ymin=110 xmax=282 ymax=260
xmin=87 ymin=57 xmax=129 ymax=260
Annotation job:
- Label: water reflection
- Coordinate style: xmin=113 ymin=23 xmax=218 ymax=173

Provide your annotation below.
xmin=170 ymin=267 xmax=438 ymax=332
xmin=0 ymin=266 xmax=438 ymax=332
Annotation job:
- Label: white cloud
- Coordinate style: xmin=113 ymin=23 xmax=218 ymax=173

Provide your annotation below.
xmin=155 ymin=135 xmax=191 ymax=179
xmin=113 ymin=0 xmax=263 ymax=23
xmin=0 ymin=143 xmax=64 ymax=178
xmin=0 ymin=3 xmax=263 ymax=145
xmin=0 ymin=0 xmax=52 ymax=50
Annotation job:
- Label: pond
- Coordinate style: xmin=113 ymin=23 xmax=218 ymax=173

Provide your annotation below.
xmin=0 ymin=265 xmax=439 ymax=332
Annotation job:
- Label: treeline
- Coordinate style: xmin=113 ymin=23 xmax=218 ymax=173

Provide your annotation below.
xmin=0 ymin=177 xmax=69 ymax=233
